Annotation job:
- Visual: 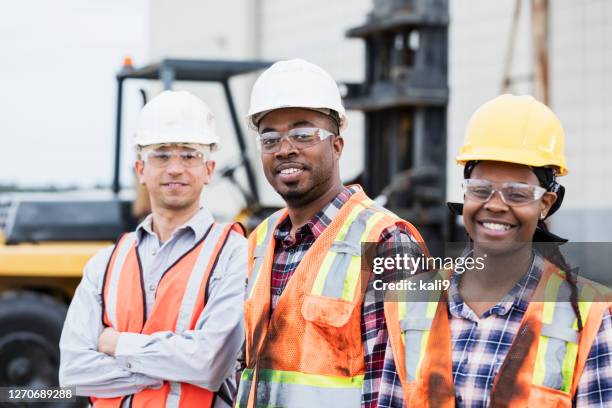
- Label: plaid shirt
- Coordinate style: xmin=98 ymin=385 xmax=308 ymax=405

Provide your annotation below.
xmin=270 ymin=185 xmax=422 ymax=408
xmin=378 ymin=254 xmax=612 ymax=407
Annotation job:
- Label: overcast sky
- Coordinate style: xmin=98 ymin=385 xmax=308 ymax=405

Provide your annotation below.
xmin=1 ymin=0 xmax=149 ymax=188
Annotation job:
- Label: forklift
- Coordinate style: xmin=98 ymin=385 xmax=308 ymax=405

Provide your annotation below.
xmin=344 ymin=0 xmax=457 ymax=253
xmin=0 ymin=58 xmax=272 ymax=405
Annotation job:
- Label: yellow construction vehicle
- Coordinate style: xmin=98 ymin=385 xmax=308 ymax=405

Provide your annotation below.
xmin=0 ymin=58 xmax=274 ymax=403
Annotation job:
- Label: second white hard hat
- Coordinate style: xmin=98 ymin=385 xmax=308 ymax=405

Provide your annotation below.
xmin=134 ymin=90 xmax=220 ymax=150
xmin=247 ymin=59 xmax=347 ymax=132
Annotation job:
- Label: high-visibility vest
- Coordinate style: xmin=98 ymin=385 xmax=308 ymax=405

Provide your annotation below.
xmin=236 ymin=188 xmax=427 ymax=408
xmin=92 ymin=222 xmax=245 ymax=408
xmin=384 ymin=260 xmax=612 ymax=407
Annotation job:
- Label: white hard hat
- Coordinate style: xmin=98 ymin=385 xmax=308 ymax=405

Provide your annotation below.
xmin=247 ymin=59 xmax=347 ymax=132
xmin=134 ymin=90 xmax=220 ymax=150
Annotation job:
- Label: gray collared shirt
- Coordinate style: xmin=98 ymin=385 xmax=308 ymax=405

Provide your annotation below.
xmin=59 ymin=207 xmax=247 ymax=405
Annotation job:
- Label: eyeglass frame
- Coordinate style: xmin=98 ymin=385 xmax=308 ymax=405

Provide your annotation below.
xmin=139 ymin=144 xmax=211 ymax=168
xmin=461 ymin=178 xmax=548 ymax=206
xmin=255 ymin=127 xmax=337 ymax=154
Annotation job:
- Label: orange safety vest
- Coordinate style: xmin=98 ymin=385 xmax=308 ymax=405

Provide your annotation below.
xmin=236 ymin=188 xmax=427 ymax=408
xmin=385 ymin=260 xmax=612 ymax=407
xmin=91 ymin=222 xmax=245 ymax=408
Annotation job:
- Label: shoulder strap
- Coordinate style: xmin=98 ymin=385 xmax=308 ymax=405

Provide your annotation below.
xmin=188 ymin=222 xmax=244 ymax=329
xmin=100 ymin=232 xmax=137 ymax=328
xmin=570 ymin=294 xmax=611 ymax=396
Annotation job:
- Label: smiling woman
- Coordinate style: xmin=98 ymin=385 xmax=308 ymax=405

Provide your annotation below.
xmin=462 ymin=161 xmax=558 ymax=252
xmin=383 ymin=94 xmax=612 ymax=408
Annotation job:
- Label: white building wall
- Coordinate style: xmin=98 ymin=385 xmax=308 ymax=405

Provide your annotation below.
xmin=549 ymin=0 xmax=612 ymax=239
xmin=449 ymin=0 xmax=612 ymax=240
xmin=550 ymin=0 xmax=612 ymax=208
xmin=0 ymin=0 xmax=149 ymax=188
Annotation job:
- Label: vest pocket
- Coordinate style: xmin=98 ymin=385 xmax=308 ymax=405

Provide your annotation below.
xmin=527 ymin=384 xmax=572 ymax=407
xmin=301 ymin=294 xmax=355 ymax=328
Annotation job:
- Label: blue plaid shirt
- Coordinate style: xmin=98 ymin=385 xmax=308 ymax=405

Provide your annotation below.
xmin=378 ymin=255 xmax=612 ymax=407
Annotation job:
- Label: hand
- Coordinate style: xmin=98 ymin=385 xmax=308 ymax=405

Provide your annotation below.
xmin=98 ymin=327 xmax=120 ymax=356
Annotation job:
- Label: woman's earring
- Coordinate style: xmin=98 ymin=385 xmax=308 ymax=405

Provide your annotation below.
xmin=540 ymin=212 xmax=546 ymax=220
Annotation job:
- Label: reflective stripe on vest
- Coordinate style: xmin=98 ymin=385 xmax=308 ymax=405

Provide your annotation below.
xmin=532 ymin=271 xmax=596 ymax=392
xmin=398 ymin=266 xmax=595 ymax=392
xmin=238 ymin=368 xmax=363 ymax=408
xmin=246 ymin=210 xmax=284 ymax=300
xmin=103 ymin=233 xmax=138 ymax=328
xmin=96 ymin=222 xmax=242 ymax=408
xmin=239 ymin=188 xmax=425 ymax=407
xmin=239 ymin=201 xmax=378 ymax=406
xmin=388 ymin=260 xmax=610 ymax=407
xmin=246 ymin=200 xmax=388 ymax=302
xmin=398 ymin=271 xmax=448 ymax=382
xmin=310 ymin=198 xmax=384 ymax=301
xmin=165 ymin=223 xmax=234 ymax=408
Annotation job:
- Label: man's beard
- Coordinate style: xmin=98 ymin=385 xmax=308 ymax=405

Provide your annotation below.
xmin=277 ymin=173 xmax=329 ymax=209
xmin=279 ymin=188 xmax=312 ymax=208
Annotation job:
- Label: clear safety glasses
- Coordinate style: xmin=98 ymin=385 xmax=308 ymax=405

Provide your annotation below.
xmin=256 ymin=127 xmax=336 ymax=154
xmin=141 ymin=147 xmax=209 ymax=168
xmin=462 ymin=179 xmax=547 ymax=206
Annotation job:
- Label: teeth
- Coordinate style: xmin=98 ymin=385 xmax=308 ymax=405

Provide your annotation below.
xmin=280 ymin=168 xmax=301 ymax=175
xmin=482 ymin=222 xmax=512 ymax=231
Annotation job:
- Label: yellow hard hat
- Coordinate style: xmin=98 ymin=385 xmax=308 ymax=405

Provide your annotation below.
xmin=456 ymin=94 xmax=568 ymax=176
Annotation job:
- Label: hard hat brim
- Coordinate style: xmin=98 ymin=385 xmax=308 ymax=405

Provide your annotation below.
xmin=247 ymin=106 xmax=347 ymax=133
xmin=136 ymin=140 xmax=221 ymax=152
xmin=456 ymin=147 xmax=568 ymax=176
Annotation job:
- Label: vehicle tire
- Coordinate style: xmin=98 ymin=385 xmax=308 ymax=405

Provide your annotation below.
xmin=0 ymin=291 xmax=87 ymax=407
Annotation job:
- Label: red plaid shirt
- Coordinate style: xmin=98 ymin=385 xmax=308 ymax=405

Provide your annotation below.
xmin=270 ymin=186 xmax=422 ymax=407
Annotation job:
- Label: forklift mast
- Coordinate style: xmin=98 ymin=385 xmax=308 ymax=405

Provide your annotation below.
xmin=345 ymin=0 xmax=451 ymax=246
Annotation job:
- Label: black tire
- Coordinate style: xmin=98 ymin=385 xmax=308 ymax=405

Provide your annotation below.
xmin=0 ymin=291 xmax=87 ymax=408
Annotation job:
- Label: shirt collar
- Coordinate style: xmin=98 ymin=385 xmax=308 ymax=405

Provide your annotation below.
xmin=274 ymin=185 xmax=360 ymax=243
xmin=448 ymin=252 xmax=544 ymax=319
xmin=135 ymin=207 xmax=215 ymax=246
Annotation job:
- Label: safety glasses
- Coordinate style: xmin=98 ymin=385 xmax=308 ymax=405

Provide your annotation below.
xmin=141 ymin=147 xmax=209 ymax=168
xmin=256 ymin=127 xmax=335 ymax=154
xmin=462 ymin=179 xmax=547 ymax=206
